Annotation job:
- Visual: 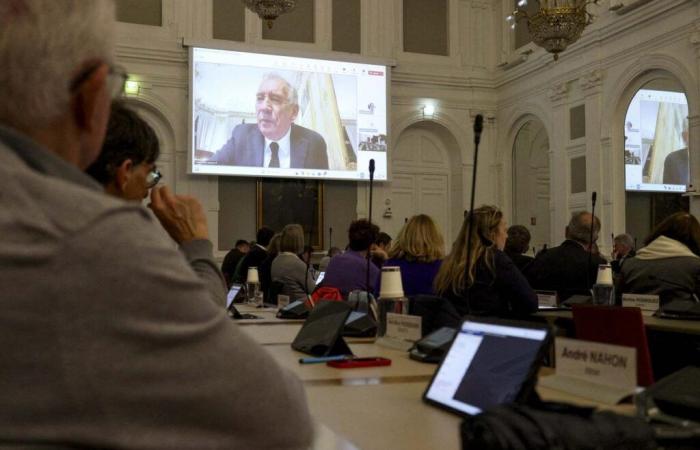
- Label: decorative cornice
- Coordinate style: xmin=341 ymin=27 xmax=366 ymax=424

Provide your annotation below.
xmin=116 ymin=44 xmax=187 ymax=65
xmin=391 ymin=71 xmax=497 ymax=90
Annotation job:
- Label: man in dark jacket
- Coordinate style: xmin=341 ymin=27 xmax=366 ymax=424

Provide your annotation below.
xmin=235 ymin=227 xmax=275 ymax=283
xmin=525 ymin=211 xmax=607 ymax=301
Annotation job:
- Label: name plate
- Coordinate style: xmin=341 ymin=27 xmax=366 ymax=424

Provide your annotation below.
xmin=622 ymin=293 xmax=659 ymax=316
xmin=386 ymin=313 xmax=422 ymax=343
xmin=555 ymin=337 xmax=637 ymax=389
xmin=537 ymin=291 xmax=558 ymax=307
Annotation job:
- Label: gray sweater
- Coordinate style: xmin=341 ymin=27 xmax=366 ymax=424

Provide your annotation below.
xmin=272 ymin=252 xmax=316 ymax=301
xmin=0 ymin=125 xmax=313 ymax=449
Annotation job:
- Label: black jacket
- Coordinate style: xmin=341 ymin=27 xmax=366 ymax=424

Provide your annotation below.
xmin=525 ymin=240 xmax=607 ymax=301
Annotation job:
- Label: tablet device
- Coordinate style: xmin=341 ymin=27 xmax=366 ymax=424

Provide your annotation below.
xmin=291 ymin=300 xmax=353 ymax=356
xmin=423 ymin=318 xmax=551 ymax=417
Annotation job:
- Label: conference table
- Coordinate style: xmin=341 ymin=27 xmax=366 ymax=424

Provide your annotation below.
xmin=234 ymin=303 xmax=637 ymax=450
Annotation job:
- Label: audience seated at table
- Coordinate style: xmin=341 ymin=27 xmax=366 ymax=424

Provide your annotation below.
xmin=371 ymin=231 xmax=392 ymax=267
xmin=259 ymin=232 xmax=281 ymax=302
xmin=525 ymin=211 xmax=606 ymax=301
xmin=222 ymin=239 xmax=250 ymax=288
xmin=434 ymin=205 xmax=537 ymax=317
xmin=619 ymin=212 xmax=700 ymax=305
xmin=382 ymin=214 xmax=444 ymax=296
xmin=504 ymin=224 xmax=535 ymax=273
xmin=235 ymin=226 xmax=274 ymax=283
xmin=610 ymin=232 xmax=636 ymax=274
xmin=272 ymin=224 xmax=316 ymax=301
xmin=322 ymin=219 xmax=381 ymax=298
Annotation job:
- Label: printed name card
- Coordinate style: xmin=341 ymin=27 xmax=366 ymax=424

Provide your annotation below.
xmin=622 ymin=294 xmax=660 ymax=316
xmin=537 ymin=291 xmax=558 ymax=307
xmin=555 ymin=337 xmax=637 ymax=387
xmin=386 ymin=313 xmax=422 ymax=342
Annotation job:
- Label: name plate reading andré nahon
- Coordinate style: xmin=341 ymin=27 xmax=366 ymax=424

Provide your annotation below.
xmin=622 ymin=293 xmax=660 ymax=316
xmin=539 ymin=337 xmax=637 ymax=405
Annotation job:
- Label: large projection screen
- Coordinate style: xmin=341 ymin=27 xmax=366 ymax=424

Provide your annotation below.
xmin=189 ymin=47 xmax=388 ymax=181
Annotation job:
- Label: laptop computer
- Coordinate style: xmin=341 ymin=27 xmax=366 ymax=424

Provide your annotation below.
xmin=315 ymin=271 xmax=325 ymax=285
xmin=226 ymin=284 xmax=260 ymax=320
xmin=423 ymin=318 xmax=551 ymax=417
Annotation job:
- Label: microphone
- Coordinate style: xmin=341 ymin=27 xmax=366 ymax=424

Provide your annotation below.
xmin=586 ymin=191 xmax=598 ymax=290
xmin=329 ymin=226 xmax=333 ymax=249
xmin=473 ymin=114 xmax=484 ymax=145
xmin=464 ymin=114 xmax=484 ymax=315
xmin=304 ymin=185 xmax=318 ymax=300
xmin=366 ymin=159 xmax=376 ymax=293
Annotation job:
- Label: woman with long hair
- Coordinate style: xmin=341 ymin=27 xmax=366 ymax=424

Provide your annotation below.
xmin=383 ymin=214 xmax=444 ymax=296
xmin=434 ymin=205 xmax=537 ymax=317
xmin=620 ymin=212 xmax=700 ymax=305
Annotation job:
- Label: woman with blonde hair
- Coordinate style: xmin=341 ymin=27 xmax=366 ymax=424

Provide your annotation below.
xmin=434 ymin=205 xmax=537 ymax=317
xmin=383 ymin=214 xmax=445 ymax=296
xmin=271 ymin=224 xmax=316 ymax=301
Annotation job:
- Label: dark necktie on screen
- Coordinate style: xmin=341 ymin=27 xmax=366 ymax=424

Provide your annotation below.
xmin=269 ymin=142 xmax=280 ymax=168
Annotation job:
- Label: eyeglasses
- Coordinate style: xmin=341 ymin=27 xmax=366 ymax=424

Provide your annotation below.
xmin=70 ymin=63 xmax=128 ymax=100
xmin=146 ymin=168 xmax=162 ymax=188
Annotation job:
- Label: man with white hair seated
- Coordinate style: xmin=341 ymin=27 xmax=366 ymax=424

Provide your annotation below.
xmin=0 ymin=1 xmax=312 ymax=448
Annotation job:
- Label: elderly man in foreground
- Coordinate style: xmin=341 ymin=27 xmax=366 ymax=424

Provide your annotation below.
xmin=0 ymin=1 xmax=312 ymax=448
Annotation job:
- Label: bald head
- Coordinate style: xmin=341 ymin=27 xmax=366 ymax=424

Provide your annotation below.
xmin=566 ymin=211 xmax=601 ymax=247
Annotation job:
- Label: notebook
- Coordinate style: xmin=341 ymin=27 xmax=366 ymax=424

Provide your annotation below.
xmin=423 ymin=318 xmax=551 ymax=417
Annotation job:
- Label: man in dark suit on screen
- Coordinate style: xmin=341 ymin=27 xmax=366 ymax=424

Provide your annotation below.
xmin=663 ymin=120 xmax=689 ymax=186
xmin=210 ymin=74 xmax=328 ymax=170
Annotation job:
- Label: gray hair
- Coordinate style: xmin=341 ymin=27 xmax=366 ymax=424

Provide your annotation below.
xmin=567 ymin=211 xmax=601 ymax=245
xmin=0 ymin=0 xmax=116 ymax=130
xmin=613 ymin=233 xmax=634 ymax=249
xmin=279 ymin=224 xmax=305 ymax=254
xmin=261 ymin=73 xmax=298 ymax=106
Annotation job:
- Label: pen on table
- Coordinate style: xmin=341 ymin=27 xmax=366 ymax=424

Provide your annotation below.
xmin=298 ymin=355 xmax=351 ymax=364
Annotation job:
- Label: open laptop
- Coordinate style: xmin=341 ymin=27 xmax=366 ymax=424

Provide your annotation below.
xmin=423 ymin=318 xmax=551 ymax=417
xmin=315 ymin=271 xmax=325 ymax=285
xmin=226 ymin=284 xmax=261 ymax=320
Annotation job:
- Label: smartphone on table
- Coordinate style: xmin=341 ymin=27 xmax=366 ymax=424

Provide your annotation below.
xmin=327 ymin=357 xmax=391 ymax=368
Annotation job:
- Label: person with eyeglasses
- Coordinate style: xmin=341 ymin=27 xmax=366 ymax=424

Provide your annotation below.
xmin=207 ymin=73 xmax=329 ymax=170
xmin=0 ymin=1 xmax=312 ymax=449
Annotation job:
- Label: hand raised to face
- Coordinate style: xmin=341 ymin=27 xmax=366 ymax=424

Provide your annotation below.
xmin=148 ymin=186 xmax=209 ymax=244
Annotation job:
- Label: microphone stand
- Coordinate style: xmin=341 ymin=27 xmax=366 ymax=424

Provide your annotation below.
xmin=304 ymin=181 xmax=317 ymax=303
xmin=329 ymin=226 xmax=333 ymax=249
xmin=586 ymin=191 xmax=597 ymax=290
xmin=464 ymin=115 xmax=483 ymax=315
xmin=366 ymin=159 xmax=375 ymax=294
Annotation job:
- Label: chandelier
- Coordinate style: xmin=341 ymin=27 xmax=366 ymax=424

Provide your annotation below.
xmin=242 ymin=0 xmax=297 ymax=29
xmin=507 ymin=0 xmax=599 ymax=61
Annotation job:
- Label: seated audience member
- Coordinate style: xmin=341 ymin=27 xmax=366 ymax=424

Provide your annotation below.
xmin=371 ymin=231 xmax=392 ymax=267
xmin=382 ymin=214 xmax=444 ymax=296
xmin=620 ymin=212 xmax=700 ymax=304
xmin=221 ymin=239 xmax=250 ymax=288
xmin=525 ymin=211 xmax=607 ymax=301
xmin=0 ymin=2 xmax=311 ymax=448
xmin=272 ymin=225 xmax=315 ymax=301
xmin=610 ymin=233 xmax=635 ymax=274
xmin=86 ymin=101 xmax=226 ymax=306
xmin=259 ymin=233 xmax=281 ymax=303
xmin=300 ymin=244 xmax=314 ymax=266
xmin=318 ymin=246 xmax=342 ymax=272
xmin=435 ymin=206 xmax=537 ymax=317
xmin=504 ymin=224 xmax=534 ymax=272
xmin=323 ymin=219 xmax=381 ymax=298
xmin=235 ymin=226 xmax=275 ymax=283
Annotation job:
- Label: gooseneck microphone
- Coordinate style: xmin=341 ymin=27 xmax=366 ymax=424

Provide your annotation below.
xmin=366 ymin=159 xmax=376 ymax=293
xmin=305 ymin=182 xmax=318 ymax=300
xmin=329 ymin=226 xmax=333 ymax=249
xmin=586 ymin=191 xmax=598 ymax=290
xmin=464 ymin=114 xmax=484 ymax=315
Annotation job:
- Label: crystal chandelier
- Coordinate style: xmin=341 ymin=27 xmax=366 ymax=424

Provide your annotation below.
xmin=507 ymin=0 xmax=599 ymax=61
xmin=242 ymin=0 xmax=297 ymax=29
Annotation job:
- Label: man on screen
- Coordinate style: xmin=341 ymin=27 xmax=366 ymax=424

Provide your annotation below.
xmin=210 ymin=73 xmax=329 ymax=170
xmin=663 ymin=119 xmax=689 ymax=186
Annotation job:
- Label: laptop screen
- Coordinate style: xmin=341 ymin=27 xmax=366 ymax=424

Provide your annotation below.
xmin=315 ymin=271 xmax=325 ymax=285
xmin=226 ymin=284 xmax=242 ymax=309
xmin=424 ymin=320 xmax=548 ymax=416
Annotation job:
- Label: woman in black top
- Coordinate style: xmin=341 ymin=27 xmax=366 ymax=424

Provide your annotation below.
xmin=434 ymin=205 xmax=538 ymax=317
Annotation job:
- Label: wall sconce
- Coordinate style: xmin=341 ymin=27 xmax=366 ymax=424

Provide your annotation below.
xmin=422 ymin=104 xmax=435 ymax=119
xmin=124 ymin=80 xmax=140 ymax=95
